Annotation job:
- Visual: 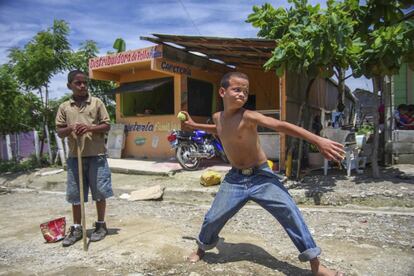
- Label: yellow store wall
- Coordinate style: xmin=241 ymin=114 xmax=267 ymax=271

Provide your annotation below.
xmin=115 ymin=69 xmax=178 ymax=159
xmin=114 ymin=58 xmax=222 ymax=159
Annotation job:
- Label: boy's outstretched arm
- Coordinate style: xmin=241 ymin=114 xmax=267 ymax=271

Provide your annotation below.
xmin=180 ymin=111 xmax=218 ymax=134
xmin=250 ymin=111 xmax=345 ymax=162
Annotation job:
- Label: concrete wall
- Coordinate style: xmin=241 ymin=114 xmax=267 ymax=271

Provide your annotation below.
xmin=392 ymin=130 xmax=414 ymax=164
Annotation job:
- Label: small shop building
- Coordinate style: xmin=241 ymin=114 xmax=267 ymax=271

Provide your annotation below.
xmin=89 ymin=34 xmax=342 ymax=169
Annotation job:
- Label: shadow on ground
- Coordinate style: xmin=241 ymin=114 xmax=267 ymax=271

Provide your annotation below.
xmin=86 ymin=227 xmax=121 ymax=238
xmin=204 ymin=240 xmax=311 ymax=275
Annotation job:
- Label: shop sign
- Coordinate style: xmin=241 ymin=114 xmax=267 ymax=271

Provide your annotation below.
xmin=125 ymin=121 xmax=180 ymax=133
xmin=160 ymin=61 xmax=191 ymax=76
xmin=125 ymin=122 xmax=154 ymax=132
xmin=89 ymin=45 xmax=162 ymax=70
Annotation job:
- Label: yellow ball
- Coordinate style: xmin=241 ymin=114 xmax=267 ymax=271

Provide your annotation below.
xmin=177 ymin=111 xmax=187 ymax=121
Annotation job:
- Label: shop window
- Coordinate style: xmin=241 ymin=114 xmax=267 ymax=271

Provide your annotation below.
xmin=120 ymin=77 xmax=174 ymax=117
xmin=188 ymin=78 xmax=213 ymax=116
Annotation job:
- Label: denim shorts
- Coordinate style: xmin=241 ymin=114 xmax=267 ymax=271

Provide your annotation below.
xmin=66 ymin=155 xmax=113 ymax=204
xmin=196 ymin=163 xmax=321 ymax=262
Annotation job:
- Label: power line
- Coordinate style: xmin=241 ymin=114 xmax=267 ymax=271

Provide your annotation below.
xmin=177 ymin=0 xmax=202 ymax=36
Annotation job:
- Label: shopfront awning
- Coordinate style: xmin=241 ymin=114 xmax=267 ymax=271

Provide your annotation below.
xmin=107 ymin=77 xmax=172 ymax=94
xmin=140 ymin=34 xmax=276 ymax=69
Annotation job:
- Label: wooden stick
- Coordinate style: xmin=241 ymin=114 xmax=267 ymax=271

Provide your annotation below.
xmin=76 ymin=135 xmax=87 ymax=251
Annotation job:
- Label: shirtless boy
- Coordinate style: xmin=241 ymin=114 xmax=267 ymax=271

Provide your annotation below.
xmin=183 ymin=72 xmax=345 ymax=276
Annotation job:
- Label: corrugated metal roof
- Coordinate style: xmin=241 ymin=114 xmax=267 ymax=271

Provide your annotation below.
xmin=140 ymin=34 xmax=276 ymax=69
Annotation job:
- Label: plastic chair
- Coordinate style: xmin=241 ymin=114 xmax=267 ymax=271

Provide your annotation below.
xmin=320 ymin=127 xmax=359 ymax=176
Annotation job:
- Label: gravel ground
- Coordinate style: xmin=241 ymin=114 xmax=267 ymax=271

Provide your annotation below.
xmin=1 ymin=165 xmax=413 ymax=275
xmin=0 ymin=189 xmax=413 ymax=276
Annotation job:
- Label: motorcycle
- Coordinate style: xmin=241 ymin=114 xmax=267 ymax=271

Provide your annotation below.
xmin=167 ymin=129 xmax=228 ymax=170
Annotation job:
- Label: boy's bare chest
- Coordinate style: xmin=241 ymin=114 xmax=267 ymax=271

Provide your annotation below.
xmin=217 ymin=119 xmax=249 ymax=140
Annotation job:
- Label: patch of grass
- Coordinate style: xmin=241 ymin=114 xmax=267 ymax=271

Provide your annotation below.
xmin=0 ymin=155 xmax=49 ymax=173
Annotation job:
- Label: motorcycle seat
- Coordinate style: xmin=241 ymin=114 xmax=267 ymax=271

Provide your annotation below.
xmin=176 ymin=131 xmax=193 ymax=137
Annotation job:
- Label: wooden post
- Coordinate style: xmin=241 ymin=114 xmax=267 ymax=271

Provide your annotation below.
xmin=64 ymin=137 xmax=69 ymax=159
xmin=279 ymin=74 xmax=287 ymax=171
xmin=54 ymin=132 xmax=66 ymax=166
xmin=34 ymin=130 xmax=40 ymax=161
xmin=5 ymin=134 xmax=12 ymax=161
xmin=15 ymin=133 xmax=20 ymax=160
xmin=45 ymin=125 xmax=53 ymax=163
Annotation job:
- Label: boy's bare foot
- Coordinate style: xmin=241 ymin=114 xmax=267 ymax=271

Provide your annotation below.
xmin=310 ymin=258 xmax=344 ymax=276
xmin=187 ymin=248 xmax=205 ymax=263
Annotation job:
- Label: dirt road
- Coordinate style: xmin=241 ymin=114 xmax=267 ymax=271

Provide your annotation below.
xmin=0 ymin=186 xmax=413 ymax=276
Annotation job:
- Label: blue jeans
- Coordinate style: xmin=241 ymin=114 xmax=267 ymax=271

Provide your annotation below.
xmin=197 ymin=163 xmax=321 ymax=262
xmin=66 ymin=155 xmax=113 ymax=204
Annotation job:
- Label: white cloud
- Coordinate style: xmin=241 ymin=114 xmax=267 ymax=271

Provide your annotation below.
xmin=0 ymin=22 xmax=42 ymax=61
xmin=0 ymin=0 xmax=373 ymax=99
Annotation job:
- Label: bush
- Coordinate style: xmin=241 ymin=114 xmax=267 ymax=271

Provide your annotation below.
xmin=357 ymin=124 xmax=374 ymax=136
xmin=0 ymin=154 xmax=48 ymax=173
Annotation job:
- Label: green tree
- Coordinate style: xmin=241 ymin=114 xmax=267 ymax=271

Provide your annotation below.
xmin=8 ymin=19 xmax=72 ymax=157
xmin=9 ymin=19 xmax=71 ymax=105
xmin=70 ymin=40 xmax=116 ymax=120
xmin=0 ymin=65 xmax=43 ymax=134
xmin=248 ymin=0 xmax=364 ymax=108
xmin=47 ymin=94 xmax=71 ymax=131
xmin=113 ymin=38 xmax=126 ymax=53
xmin=248 ymin=0 xmax=414 ymax=178
xmin=356 ymin=0 xmax=414 ymax=177
xmin=247 ymin=0 xmax=364 ymax=178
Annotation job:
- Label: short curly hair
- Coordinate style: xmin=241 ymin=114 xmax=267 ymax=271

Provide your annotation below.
xmin=220 ymin=72 xmax=248 ymax=89
xmin=67 ymin=70 xmax=87 ymax=83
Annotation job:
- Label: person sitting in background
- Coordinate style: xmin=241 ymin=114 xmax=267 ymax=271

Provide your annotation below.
xmin=395 ymin=104 xmax=407 ymax=129
xmin=394 ymin=104 xmax=414 ymax=130
xmin=400 ymin=104 xmax=414 ymax=130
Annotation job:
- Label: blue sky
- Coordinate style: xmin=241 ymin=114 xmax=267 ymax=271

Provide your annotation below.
xmin=0 ymin=0 xmax=373 ymax=99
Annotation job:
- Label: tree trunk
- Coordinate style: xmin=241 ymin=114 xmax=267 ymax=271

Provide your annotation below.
xmin=39 ymin=87 xmax=45 ymax=157
xmin=371 ymin=77 xmax=381 ymax=178
xmin=15 ymin=133 xmax=20 ymax=161
xmin=44 ymin=84 xmax=53 ymax=163
xmin=383 ymin=75 xmax=393 ymax=165
xmin=33 ymin=129 xmax=40 ymax=161
xmin=337 ymin=68 xmax=346 ymax=113
xmin=294 ymin=78 xmax=315 ymax=179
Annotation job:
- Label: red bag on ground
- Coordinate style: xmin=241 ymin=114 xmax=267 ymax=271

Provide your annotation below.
xmin=40 ymin=217 xmax=66 ymax=243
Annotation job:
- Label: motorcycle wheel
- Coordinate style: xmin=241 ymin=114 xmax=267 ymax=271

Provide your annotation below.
xmin=176 ymin=144 xmax=200 ymax=170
